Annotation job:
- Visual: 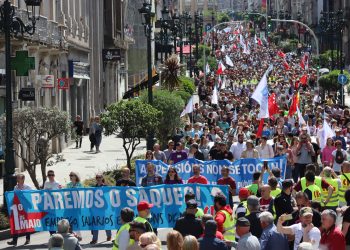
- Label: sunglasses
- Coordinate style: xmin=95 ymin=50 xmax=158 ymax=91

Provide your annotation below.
xmin=47 ymin=174 xmax=55 ymax=177
xmin=69 ymin=175 xmax=76 ymax=177
xmin=96 ymin=176 xmax=102 ymax=179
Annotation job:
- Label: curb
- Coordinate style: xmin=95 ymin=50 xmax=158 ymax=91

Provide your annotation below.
xmin=0 ymin=229 xmax=11 ymax=241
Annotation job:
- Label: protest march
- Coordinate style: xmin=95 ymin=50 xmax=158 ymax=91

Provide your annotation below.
xmin=3 ymin=13 xmax=350 ymax=250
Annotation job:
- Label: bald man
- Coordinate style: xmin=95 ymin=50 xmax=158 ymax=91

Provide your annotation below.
xmin=259 ymin=185 xmax=273 ymax=212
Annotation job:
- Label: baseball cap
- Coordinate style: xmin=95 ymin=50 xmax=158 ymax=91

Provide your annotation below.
xmin=239 ymin=188 xmax=250 ymax=199
xmin=186 ymin=199 xmax=198 ymax=209
xmin=299 ymin=207 xmax=313 ymax=217
xmin=236 ymin=217 xmax=250 ymax=227
xmin=247 ymin=195 xmax=259 ymax=206
xmin=137 ymin=201 xmax=154 ymax=211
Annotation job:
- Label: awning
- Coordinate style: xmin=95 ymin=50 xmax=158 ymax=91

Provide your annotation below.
xmin=123 ymin=69 xmax=159 ymax=99
xmin=176 ymin=45 xmax=195 ymax=54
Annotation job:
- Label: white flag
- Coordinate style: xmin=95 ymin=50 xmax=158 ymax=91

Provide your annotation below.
xmin=318 ymin=118 xmax=335 ymax=149
xmin=251 ymin=74 xmax=269 ymax=118
xmin=233 ymin=108 xmax=238 ymax=121
xmin=254 ymin=34 xmax=258 ymax=44
xmin=243 ymin=44 xmax=250 ymax=55
xmin=239 ymin=34 xmax=245 ymax=48
xmin=180 ymin=96 xmax=194 ymax=117
xmin=206 ymin=63 xmax=210 ymax=74
xmin=297 ymin=107 xmax=306 ymax=126
xmin=225 ymin=54 xmax=234 ymax=67
xmin=211 ymin=85 xmax=218 ymax=105
xmin=223 ymin=27 xmax=231 ymax=33
xmin=221 ymin=75 xmax=227 ymax=90
xmin=221 ymin=44 xmax=225 ymax=53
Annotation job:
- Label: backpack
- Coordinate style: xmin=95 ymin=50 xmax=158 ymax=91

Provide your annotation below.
xmin=335 ymin=150 xmax=345 ymax=164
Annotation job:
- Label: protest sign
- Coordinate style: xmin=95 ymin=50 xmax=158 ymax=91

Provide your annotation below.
xmin=135 ymin=156 xmax=287 ymax=189
xmin=5 ymin=184 xmax=227 ymax=234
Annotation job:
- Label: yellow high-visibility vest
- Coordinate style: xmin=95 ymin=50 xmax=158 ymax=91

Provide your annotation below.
xmin=321 ymin=177 xmax=339 ymax=207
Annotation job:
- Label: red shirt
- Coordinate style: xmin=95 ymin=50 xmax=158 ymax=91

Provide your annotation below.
xmin=188 ymin=175 xmax=208 ymax=184
xmin=217 ymin=177 xmax=236 ymax=195
xmin=320 ymin=226 xmax=346 ymax=250
xmin=259 ymin=197 xmax=272 ymax=212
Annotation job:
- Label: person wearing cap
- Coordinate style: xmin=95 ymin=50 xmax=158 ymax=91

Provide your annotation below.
xmin=290 ymin=192 xmax=322 ymax=228
xmin=217 ymin=166 xmax=236 ymax=208
xmin=277 ymin=207 xmax=321 ymax=250
xmin=134 ymin=201 xmax=154 ymax=233
xmin=184 ymin=192 xmax=204 ymax=218
xmin=230 ymin=217 xmax=260 ymax=250
xmin=112 ymin=207 xmax=135 ymax=250
xmin=245 ymin=195 xmax=263 ymax=238
xmin=319 ymin=209 xmax=346 ymax=250
xmin=188 ymin=165 xmax=208 ymax=184
xmin=213 ymin=193 xmax=235 ymax=242
xmin=140 ymin=163 xmax=163 ymax=187
xmin=273 ymin=180 xmax=294 ymax=222
xmin=126 ymin=221 xmax=147 ymax=250
xmin=236 ymin=187 xmax=250 ymax=219
xmin=168 ymin=142 xmax=188 ymax=164
xmin=320 ymin=167 xmax=341 ymax=210
xmin=332 ymin=139 xmax=348 ymax=174
xmin=197 ymin=220 xmax=229 ymax=250
xmin=174 ymin=199 xmax=203 ymax=239
xmin=241 ymin=139 xmax=259 ymax=159
xmin=259 ymin=211 xmax=288 ymax=250
xmin=333 ymin=128 xmax=347 ymax=151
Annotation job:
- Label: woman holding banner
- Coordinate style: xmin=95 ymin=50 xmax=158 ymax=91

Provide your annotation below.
xmin=90 ymin=174 xmax=112 ymax=244
xmin=164 ymin=167 xmax=183 ymax=184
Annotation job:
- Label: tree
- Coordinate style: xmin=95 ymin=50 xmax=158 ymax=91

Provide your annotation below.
xmin=161 ymin=54 xmax=183 ymax=91
xmin=140 ymin=90 xmax=184 ymax=148
xmin=100 ymin=99 xmax=161 ymax=168
xmin=11 ymin=107 xmax=70 ymax=189
xmin=197 ymin=55 xmax=217 ymax=72
xmin=217 ymin=12 xmax=230 ymax=23
xmin=319 ymin=70 xmax=350 ymax=92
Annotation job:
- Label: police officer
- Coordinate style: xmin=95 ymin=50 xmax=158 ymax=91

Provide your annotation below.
xmin=112 ymin=207 xmax=134 ymax=250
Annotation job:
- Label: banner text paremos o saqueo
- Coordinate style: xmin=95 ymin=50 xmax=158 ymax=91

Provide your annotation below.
xmin=5 ymin=184 xmax=228 ymax=234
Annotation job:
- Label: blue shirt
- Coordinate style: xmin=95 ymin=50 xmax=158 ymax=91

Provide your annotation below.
xmin=260 ymin=224 xmax=288 ymax=250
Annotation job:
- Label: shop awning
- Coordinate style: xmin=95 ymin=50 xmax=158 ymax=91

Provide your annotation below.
xmin=176 ymin=45 xmax=195 ymax=54
xmin=123 ymin=69 xmax=159 ymax=99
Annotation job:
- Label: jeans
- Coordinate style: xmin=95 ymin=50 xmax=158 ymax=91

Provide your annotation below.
xmin=293 ymin=163 xmax=308 ymax=182
xmin=91 ymin=230 xmax=111 ymax=241
xmin=292 ymin=163 xmax=300 ymax=183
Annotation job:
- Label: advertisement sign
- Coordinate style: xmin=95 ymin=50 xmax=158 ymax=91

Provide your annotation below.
xmin=37 ymin=75 xmax=55 ymax=88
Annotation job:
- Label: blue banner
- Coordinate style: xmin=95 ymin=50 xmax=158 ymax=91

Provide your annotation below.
xmin=135 ymin=156 xmax=287 ymax=189
xmin=5 ymin=184 xmax=227 ymax=233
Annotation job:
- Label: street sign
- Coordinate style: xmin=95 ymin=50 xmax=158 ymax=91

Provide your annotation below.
xmin=338 ymin=74 xmax=348 ymax=85
xmin=57 ymin=78 xmax=69 ymax=90
xmin=102 ymin=49 xmax=121 ymax=62
xmin=19 ymin=88 xmax=35 ymax=101
xmin=205 ymin=24 xmax=212 ymax=32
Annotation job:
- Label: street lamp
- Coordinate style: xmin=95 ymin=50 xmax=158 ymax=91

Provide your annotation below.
xmin=139 ymin=1 xmax=155 ymax=150
xmin=194 ymin=12 xmax=203 ymax=76
xmin=0 ymin=0 xmax=41 ymax=199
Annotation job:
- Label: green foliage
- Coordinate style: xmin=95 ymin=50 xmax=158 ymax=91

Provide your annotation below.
xmin=217 ymin=12 xmax=230 ymax=23
xmin=140 ymin=90 xmax=184 ymax=148
xmin=174 ymin=90 xmax=192 ymax=103
xmin=179 ymin=76 xmax=195 ymax=95
xmin=0 ymin=211 xmax=9 ymax=230
xmin=319 ymin=70 xmax=350 ymax=91
xmin=161 ymin=54 xmax=182 ymax=92
xmin=10 ymin=107 xmax=70 ymax=189
xmin=100 ymin=99 xmax=161 ymax=168
xmin=197 ymin=56 xmax=217 ymax=72
xmin=194 ymin=44 xmax=211 ymax=57
xmin=317 ymin=50 xmax=338 ymax=68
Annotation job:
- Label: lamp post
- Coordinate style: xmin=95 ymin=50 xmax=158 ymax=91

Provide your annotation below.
xmin=211 ymin=11 xmax=215 ymax=53
xmin=0 ymin=0 xmax=41 ymax=200
xmin=194 ymin=11 xmax=203 ymax=77
xmin=139 ymin=1 xmax=155 ymax=150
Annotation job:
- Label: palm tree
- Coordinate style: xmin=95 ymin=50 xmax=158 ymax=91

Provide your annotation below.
xmin=161 ymin=54 xmax=183 ymax=91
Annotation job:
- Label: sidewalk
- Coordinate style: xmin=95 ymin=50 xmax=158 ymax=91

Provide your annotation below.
xmin=0 ymin=135 xmax=146 ymax=204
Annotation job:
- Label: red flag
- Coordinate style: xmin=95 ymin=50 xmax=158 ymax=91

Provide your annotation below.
xmin=283 ymin=60 xmax=290 ymax=70
xmin=288 ymin=92 xmax=300 ymax=117
xmin=234 ymin=29 xmax=240 ymax=35
xmin=216 ymin=62 xmax=226 ymax=75
xmin=300 ymin=75 xmax=308 ymax=86
xmin=277 ymin=50 xmax=286 ymax=58
xmin=300 ymin=60 xmax=305 ymax=70
xmin=300 ymin=53 xmax=309 ymax=70
xmin=268 ymin=93 xmax=280 ymax=118
xmin=256 ymin=118 xmax=265 ymax=138
xmin=257 ymin=38 xmax=263 ymax=46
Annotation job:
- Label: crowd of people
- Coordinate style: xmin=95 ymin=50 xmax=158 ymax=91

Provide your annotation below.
xmin=7 ymin=23 xmax=350 ymax=250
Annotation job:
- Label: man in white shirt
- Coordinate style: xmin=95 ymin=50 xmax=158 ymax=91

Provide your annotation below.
xmin=277 ymin=207 xmax=321 ymax=250
xmin=43 ymin=170 xmax=62 ymax=190
xmin=230 ymin=133 xmax=246 ymax=160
